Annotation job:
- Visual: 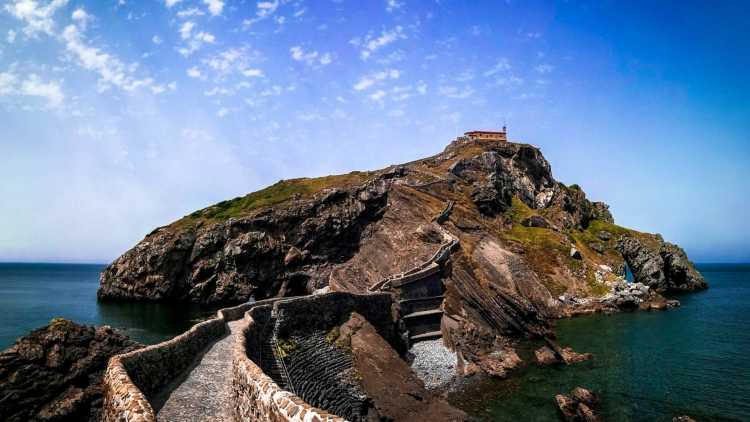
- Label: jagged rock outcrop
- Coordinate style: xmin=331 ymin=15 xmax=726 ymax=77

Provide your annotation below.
xmin=0 ymin=319 xmax=141 ymax=422
xmin=618 ymin=237 xmax=707 ymax=292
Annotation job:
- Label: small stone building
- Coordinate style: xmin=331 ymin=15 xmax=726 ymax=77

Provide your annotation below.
xmin=464 ymin=127 xmax=507 ymax=142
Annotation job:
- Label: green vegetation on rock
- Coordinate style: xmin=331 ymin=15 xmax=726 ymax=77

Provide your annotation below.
xmin=175 ymin=171 xmax=373 ymax=227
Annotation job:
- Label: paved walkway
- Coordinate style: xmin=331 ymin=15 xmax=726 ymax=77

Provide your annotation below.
xmin=156 ymin=320 xmax=244 ymax=422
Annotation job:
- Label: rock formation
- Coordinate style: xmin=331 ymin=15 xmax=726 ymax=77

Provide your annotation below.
xmin=618 ymin=237 xmax=707 ymax=292
xmin=98 ymin=137 xmax=708 ymax=377
xmin=555 ymin=386 xmax=600 ymax=422
xmin=0 ymin=319 xmax=141 ymax=422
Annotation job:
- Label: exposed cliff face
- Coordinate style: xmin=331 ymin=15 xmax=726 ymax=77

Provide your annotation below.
xmin=0 ymin=319 xmax=141 ymax=422
xmin=98 ymin=137 xmax=707 ymax=372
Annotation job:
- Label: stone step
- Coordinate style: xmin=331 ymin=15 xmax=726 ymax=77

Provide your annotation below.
xmin=410 ymin=331 xmax=442 ymax=342
xmin=402 ymin=309 xmax=443 ymax=319
xmin=399 ymin=295 xmax=444 ymax=314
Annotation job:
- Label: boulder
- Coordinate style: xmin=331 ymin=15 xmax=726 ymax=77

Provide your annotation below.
xmin=521 ymin=215 xmax=552 ymax=229
xmin=555 ymin=394 xmax=577 ymax=421
xmin=589 ymin=242 xmax=605 ymax=254
xmin=534 ymin=345 xmax=559 ymax=365
xmin=571 ymin=387 xmax=599 ymax=407
xmin=596 ymin=231 xmax=612 ymax=241
xmin=555 ymin=387 xmax=601 ymax=422
xmin=673 ymin=416 xmax=697 ymax=422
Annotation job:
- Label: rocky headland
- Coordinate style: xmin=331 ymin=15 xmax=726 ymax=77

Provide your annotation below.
xmin=97 ymin=137 xmax=706 ymax=372
xmin=2 ymin=135 xmax=708 ymax=421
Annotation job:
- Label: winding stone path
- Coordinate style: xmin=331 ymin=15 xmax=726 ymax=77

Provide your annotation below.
xmin=155 ymin=320 xmax=244 ymax=422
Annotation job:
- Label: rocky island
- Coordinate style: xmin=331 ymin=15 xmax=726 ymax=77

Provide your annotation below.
xmin=2 ymin=132 xmax=707 ymax=421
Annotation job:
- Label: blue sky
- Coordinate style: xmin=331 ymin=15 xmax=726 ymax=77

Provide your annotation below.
xmin=0 ymin=0 xmax=747 ymax=263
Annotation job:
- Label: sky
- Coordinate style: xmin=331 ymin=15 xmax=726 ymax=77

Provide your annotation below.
xmin=0 ymin=0 xmax=748 ymax=264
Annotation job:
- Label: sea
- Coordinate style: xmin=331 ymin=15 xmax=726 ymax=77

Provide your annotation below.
xmin=0 ymin=263 xmax=748 ymax=421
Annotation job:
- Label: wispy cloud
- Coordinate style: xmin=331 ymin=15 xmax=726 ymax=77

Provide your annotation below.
xmin=351 ymin=26 xmax=406 ymax=60
xmin=290 ymin=46 xmax=333 ymax=66
xmin=535 ymin=64 xmax=554 ymax=74
xmin=483 ymin=58 xmax=511 ymax=77
xmin=353 ymin=69 xmax=400 ymax=91
xmin=385 ymin=0 xmax=404 ymax=13
xmin=438 ymin=85 xmax=475 ymax=99
xmin=0 ymin=71 xmax=64 ymax=108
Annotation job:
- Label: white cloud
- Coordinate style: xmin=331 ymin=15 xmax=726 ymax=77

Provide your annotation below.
xmin=152 ymin=35 xmax=162 ymax=44
xmin=203 ymin=0 xmax=224 ymax=16
xmin=179 ymin=21 xmax=194 ymax=39
xmin=177 ymin=23 xmax=216 ymax=56
xmin=535 ymin=64 xmax=554 ymax=74
xmin=14 ymin=74 xmax=64 ymax=107
xmin=438 ymin=85 xmax=475 ymax=99
xmin=242 ymin=68 xmax=263 ymax=77
xmin=369 ymin=89 xmax=386 ymax=102
xmin=7 ymin=30 xmax=17 ymax=43
xmin=0 ymin=72 xmax=19 ymax=95
xmin=165 ymin=0 xmax=183 ymax=7
xmin=492 ymin=76 xmax=523 ymax=86
xmin=353 ymin=68 xmax=400 ymax=91
xmin=195 ymin=31 xmax=215 ymax=43
xmin=385 ymin=0 xmax=403 ymax=13
xmin=352 ymin=26 xmax=406 ymax=60
xmin=5 ymin=0 xmax=69 ymax=36
xmin=256 ymin=1 xmax=279 ymax=18
xmin=416 ymin=80 xmax=427 ymax=95
xmin=526 ymin=32 xmax=542 ymax=39
xmin=216 ymin=107 xmax=229 ymax=117
xmin=483 ymin=58 xmax=511 ymax=77
xmin=187 ymin=66 xmax=202 ymax=78
xmin=61 ymin=24 xmax=154 ymax=92
xmin=289 ymin=46 xmax=332 ymax=67
xmin=177 ymin=7 xmax=204 ymax=18
xmin=200 ymin=47 xmax=262 ymax=78
xmin=71 ymin=8 xmax=92 ymax=30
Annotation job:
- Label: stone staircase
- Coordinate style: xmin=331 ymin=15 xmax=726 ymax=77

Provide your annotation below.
xmin=388 ymin=262 xmax=446 ymax=344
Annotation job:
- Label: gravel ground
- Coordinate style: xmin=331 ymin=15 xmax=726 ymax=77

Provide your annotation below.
xmin=409 ymin=339 xmax=457 ymax=390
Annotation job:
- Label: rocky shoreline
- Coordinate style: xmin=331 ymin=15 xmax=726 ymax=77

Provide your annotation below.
xmin=0 ymin=319 xmax=141 ymax=422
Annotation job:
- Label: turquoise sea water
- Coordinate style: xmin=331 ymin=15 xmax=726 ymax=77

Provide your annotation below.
xmin=449 ymin=264 xmax=750 ymax=421
xmin=0 ymin=263 xmax=213 ymax=349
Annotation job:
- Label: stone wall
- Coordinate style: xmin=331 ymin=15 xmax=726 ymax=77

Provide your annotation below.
xmin=274 ymin=292 xmax=395 ymax=341
xmin=102 ymin=293 xmax=394 ymax=422
xmin=101 ymin=300 xmax=264 ymax=422
xmin=233 ymin=311 xmax=347 ymax=422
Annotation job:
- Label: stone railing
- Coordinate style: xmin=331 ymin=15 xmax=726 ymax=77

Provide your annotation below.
xmin=232 ymin=304 xmax=348 ymax=422
xmin=101 ymin=299 xmax=270 ymax=422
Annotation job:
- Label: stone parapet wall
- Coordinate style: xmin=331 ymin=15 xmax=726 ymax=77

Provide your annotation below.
xmin=101 ymin=300 xmax=269 ymax=422
xmin=233 ymin=312 xmax=348 ymax=422
xmin=102 ymin=293 xmax=392 ymax=422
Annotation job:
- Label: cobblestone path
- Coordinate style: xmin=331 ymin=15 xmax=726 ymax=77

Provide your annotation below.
xmin=156 ymin=320 xmax=243 ymax=422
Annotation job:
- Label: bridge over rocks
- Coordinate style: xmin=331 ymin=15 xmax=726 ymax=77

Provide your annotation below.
xmin=102 ymin=211 xmax=461 ymax=422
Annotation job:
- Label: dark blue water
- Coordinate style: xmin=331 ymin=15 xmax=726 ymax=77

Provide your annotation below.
xmin=0 ymin=263 xmax=213 ymax=349
xmin=450 ymin=264 xmax=750 ymax=421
